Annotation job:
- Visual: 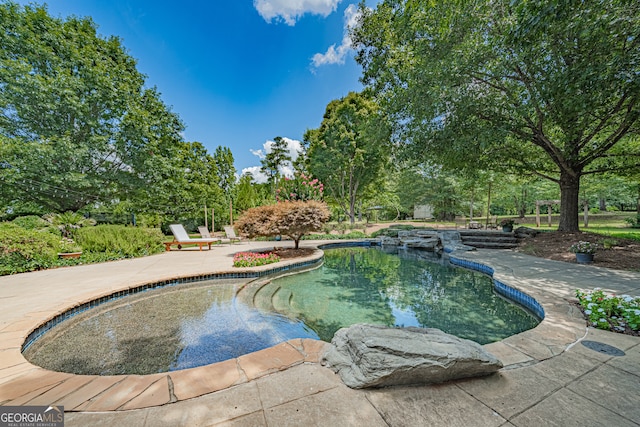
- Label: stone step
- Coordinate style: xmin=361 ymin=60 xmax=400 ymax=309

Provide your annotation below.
xmin=458 ymin=231 xmax=514 ymax=238
xmin=272 ymin=287 xmax=293 ymax=313
xmin=235 ymin=281 xmax=262 ymax=307
xmin=461 ymin=241 xmax=519 ymax=249
xmin=253 ymin=282 xmax=278 ymax=312
xmin=460 ymin=229 xmax=520 ymax=249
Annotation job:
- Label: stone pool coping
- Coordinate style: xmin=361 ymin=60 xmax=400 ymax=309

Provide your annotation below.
xmin=0 ymin=240 xmax=637 ymax=413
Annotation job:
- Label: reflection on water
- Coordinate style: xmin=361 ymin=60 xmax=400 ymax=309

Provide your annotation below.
xmin=24 ymin=247 xmax=539 ymax=375
xmin=24 ymin=279 xmax=318 ymax=375
xmin=271 ymin=247 xmax=539 ymax=343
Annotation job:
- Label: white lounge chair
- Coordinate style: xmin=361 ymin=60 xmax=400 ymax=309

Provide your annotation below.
xmin=224 ymin=225 xmax=243 ymax=244
xmin=165 ymin=224 xmax=219 ymax=251
xmin=198 ymin=226 xmax=230 ymax=244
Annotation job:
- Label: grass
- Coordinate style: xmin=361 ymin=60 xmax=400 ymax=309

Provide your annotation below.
xmin=370 ymin=212 xmax=640 ymax=242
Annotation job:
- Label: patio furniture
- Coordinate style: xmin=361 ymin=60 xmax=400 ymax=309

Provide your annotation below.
xmin=165 ymin=224 xmax=218 ymax=251
xmin=224 ymin=225 xmax=243 ymax=244
xmin=198 ymin=226 xmax=230 ymax=244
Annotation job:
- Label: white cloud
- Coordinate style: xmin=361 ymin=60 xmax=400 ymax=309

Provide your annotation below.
xmin=243 ymin=137 xmax=303 ymax=184
xmin=241 ymin=166 xmax=269 ymax=184
xmin=311 ymin=4 xmax=361 ymax=67
xmin=254 ymin=0 xmax=342 ymax=26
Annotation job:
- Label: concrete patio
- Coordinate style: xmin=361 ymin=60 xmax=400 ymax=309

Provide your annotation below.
xmin=0 ymin=241 xmax=639 ymax=426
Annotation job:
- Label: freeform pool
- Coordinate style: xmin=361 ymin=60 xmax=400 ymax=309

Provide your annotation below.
xmin=23 ymin=246 xmax=540 ymax=375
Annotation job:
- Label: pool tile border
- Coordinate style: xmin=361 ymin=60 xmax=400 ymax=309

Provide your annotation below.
xmin=448 ymin=255 xmax=546 ymax=320
xmin=22 ymin=256 xmax=325 ymax=352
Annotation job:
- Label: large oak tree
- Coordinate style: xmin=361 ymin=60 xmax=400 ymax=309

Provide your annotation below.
xmin=354 ymin=0 xmax=640 ymax=231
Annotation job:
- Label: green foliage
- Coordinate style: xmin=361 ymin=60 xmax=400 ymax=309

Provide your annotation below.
xmin=301 ymin=231 xmax=368 ymax=240
xmin=0 ymin=222 xmax=59 ymax=274
xmin=11 ymin=215 xmax=56 ymax=233
xmin=306 ymin=92 xmax=392 ymax=224
xmin=354 ymin=0 xmax=640 ymax=232
xmin=260 ymin=136 xmax=291 ymax=193
xmin=0 ymin=2 xmax=215 ymax=220
xmin=75 ymin=225 xmax=164 ymax=257
xmin=43 ymin=211 xmax=96 ymax=238
xmin=625 ymin=214 xmax=640 ymax=228
xmin=576 ymin=288 xmax=640 ymax=331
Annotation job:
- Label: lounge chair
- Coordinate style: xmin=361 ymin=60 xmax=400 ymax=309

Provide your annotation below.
xmin=224 ymin=225 xmax=243 ymax=244
xmin=164 ymin=224 xmax=219 ymax=251
xmin=198 ymin=226 xmax=230 ymax=244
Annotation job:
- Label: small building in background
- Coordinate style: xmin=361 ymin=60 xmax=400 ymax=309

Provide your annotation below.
xmin=414 ymin=205 xmax=434 ymax=219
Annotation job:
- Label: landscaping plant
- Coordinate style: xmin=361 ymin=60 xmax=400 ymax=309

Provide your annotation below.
xmin=0 ymin=222 xmax=59 ymax=275
xmin=233 ymin=251 xmax=280 ymax=268
xmin=576 ymin=288 xmax=640 ymax=332
xmin=235 ymin=200 xmax=331 ymax=249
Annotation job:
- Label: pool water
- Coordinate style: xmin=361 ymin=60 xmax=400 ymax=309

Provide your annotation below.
xmin=24 ymin=247 xmax=539 ymax=375
xmin=266 ymin=247 xmax=539 ymax=343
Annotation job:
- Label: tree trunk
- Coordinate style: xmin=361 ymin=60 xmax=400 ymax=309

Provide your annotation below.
xmin=599 ymin=197 xmax=606 ymax=212
xmin=558 ymin=172 xmax=580 ymax=232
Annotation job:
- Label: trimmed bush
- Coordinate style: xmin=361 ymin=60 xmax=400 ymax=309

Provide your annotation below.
xmin=235 ymin=201 xmax=331 ymax=249
xmin=0 ymin=223 xmax=59 ymax=275
xmin=75 ymin=225 xmax=165 ymax=257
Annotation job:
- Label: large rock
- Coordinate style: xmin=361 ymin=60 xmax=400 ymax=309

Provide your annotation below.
xmin=322 ymin=324 xmax=503 ymax=389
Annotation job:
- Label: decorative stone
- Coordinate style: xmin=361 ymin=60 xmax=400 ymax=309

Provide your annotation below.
xmin=322 ymin=324 xmax=503 ymax=389
xmin=514 ymin=226 xmax=538 ymax=238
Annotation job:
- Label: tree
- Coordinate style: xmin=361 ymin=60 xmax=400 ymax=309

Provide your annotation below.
xmin=234 ymin=200 xmax=330 ymax=249
xmin=0 ymin=3 xmax=184 ymax=213
xmin=305 ymin=92 xmax=391 ymax=223
xmin=260 ymin=136 xmax=291 ymax=195
xmin=213 ymin=146 xmax=236 ymax=197
xmin=131 ymin=141 xmax=225 ymax=227
xmin=354 ymin=0 xmax=640 ymax=231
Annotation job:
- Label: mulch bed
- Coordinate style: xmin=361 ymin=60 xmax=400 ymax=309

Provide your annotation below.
xmin=258 ymin=247 xmax=316 ymax=260
xmin=517 ymin=231 xmax=640 ymax=272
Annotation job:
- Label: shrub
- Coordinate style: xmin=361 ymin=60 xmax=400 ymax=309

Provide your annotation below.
xmin=0 ymin=223 xmax=59 ymax=275
xmin=43 ymin=211 xmax=96 ymax=238
xmin=75 ymin=225 xmax=164 ymax=257
xmin=624 ymin=214 xmax=640 ymax=228
xmin=12 ymin=215 xmax=52 ymax=231
xmin=235 ymin=200 xmax=331 ymax=249
xmin=301 ymin=231 xmax=367 ymax=240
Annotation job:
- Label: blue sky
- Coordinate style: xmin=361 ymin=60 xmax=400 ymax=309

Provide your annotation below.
xmin=19 ymin=0 xmax=378 ymax=179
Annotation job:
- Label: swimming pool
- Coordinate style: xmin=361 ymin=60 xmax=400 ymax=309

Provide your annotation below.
xmin=23 ymin=246 xmax=539 ymax=375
